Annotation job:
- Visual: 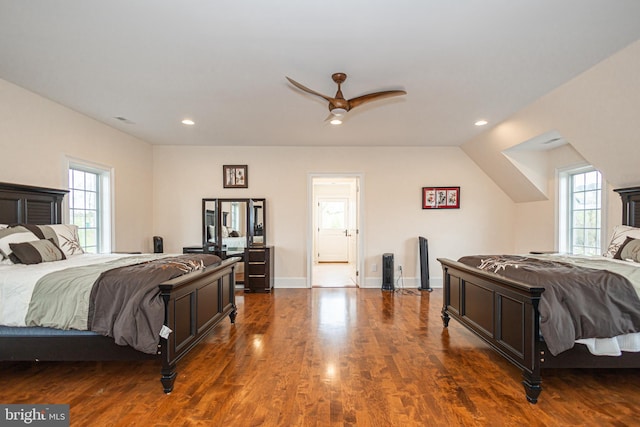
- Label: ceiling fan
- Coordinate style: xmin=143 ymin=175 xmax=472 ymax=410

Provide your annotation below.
xmin=286 ymin=73 xmax=406 ymax=124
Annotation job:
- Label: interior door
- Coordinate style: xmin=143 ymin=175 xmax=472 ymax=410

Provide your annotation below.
xmin=317 ymin=198 xmax=349 ymax=262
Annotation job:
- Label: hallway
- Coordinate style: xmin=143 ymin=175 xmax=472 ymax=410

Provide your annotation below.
xmin=312 ymin=262 xmax=357 ymax=287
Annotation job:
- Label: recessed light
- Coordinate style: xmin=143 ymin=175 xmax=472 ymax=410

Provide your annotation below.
xmin=475 ymin=120 xmax=488 ymax=126
xmin=182 ymin=119 xmax=195 ymax=125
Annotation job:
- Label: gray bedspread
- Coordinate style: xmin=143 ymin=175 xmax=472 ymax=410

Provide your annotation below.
xmin=25 ymin=254 xmax=221 ymax=354
xmin=458 ymin=255 xmax=640 ymax=355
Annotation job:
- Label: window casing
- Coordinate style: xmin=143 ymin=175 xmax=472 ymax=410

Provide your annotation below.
xmin=68 ymin=163 xmax=112 ymax=253
xmin=558 ymin=167 xmax=602 ymax=255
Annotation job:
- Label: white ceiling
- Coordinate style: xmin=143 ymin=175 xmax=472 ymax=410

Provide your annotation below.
xmin=1 ymin=1 xmax=640 ymax=148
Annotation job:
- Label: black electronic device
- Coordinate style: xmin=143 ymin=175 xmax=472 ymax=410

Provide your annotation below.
xmin=382 ymin=253 xmax=394 ymax=291
xmin=419 ymin=237 xmax=432 ymax=291
xmin=153 ymin=236 xmax=163 ymax=253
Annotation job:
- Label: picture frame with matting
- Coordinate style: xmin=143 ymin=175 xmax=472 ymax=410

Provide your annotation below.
xmin=223 ymin=165 xmax=248 ymax=188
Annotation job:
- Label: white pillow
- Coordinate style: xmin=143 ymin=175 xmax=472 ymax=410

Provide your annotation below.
xmin=0 ymin=224 xmax=8 ymax=230
xmin=603 ymin=225 xmax=640 ymax=258
xmin=0 ymin=226 xmax=40 ymax=260
xmin=36 ymin=224 xmax=85 ymax=257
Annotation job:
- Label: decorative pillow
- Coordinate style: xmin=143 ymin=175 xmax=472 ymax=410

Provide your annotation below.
xmin=0 ymin=224 xmax=8 ymax=230
xmin=28 ymin=224 xmax=85 ymax=257
xmin=0 ymin=226 xmax=40 ymax=260
xmin=603 ymin=225 xmax=640 ymax=258
xmin=229 ymin=230 xmax=239 ymax=237
xmin=620 ymin=238 xmax=640 ymax=263
xmin=9 ymin=238 xmax=66 ymax=264
xmin=222 ymin=226 xmax=230 ymax=238
xmin=613 ymin=236 xmax=635 ymax=260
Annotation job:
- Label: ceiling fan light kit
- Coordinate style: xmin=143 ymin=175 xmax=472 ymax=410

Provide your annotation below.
xmin=331 ymin=108 xmax=347 ymax=117
xmin=286 ymin=72 xmax=406 ymax=122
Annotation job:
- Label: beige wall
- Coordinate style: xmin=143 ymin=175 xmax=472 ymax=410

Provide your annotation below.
xmin=153 ymin=145 xmax=516 ymax=288
xmin=464 ymin=40 xmax=640 ymax=252
xmin=6 ymin=35 xmax=638 ymax=286
xmin=0 ymin=78 xmax=154 ymax=252
xmin=463 ymin=40 xmax=640 ymax=202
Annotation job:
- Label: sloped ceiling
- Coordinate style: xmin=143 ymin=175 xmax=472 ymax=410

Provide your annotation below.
xmin=1 ymin=1 xmax=640 ymax=148
xmin=462 ymin=40 xmax=640 ymax=202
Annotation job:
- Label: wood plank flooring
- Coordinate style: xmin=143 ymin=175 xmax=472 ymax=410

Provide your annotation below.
xmin=1 ymin=288 xmax=639 ymax=426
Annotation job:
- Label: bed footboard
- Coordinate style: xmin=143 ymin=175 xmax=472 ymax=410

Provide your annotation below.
xmin=0 ymin=257 xmax=239 ymax=394
xmin=438 ymin=258 xmax=545 ymax=403
xmin=157 ymin=256 xmax=239 ymax=393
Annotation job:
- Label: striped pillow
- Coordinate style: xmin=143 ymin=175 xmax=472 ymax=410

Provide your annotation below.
xmin=0 ymin=226 xmax=40 ymax=260
xmin=23 ymin=224 xmax=85 ymax=257
xmin=9 ymin=239 xmax=66 ymax=264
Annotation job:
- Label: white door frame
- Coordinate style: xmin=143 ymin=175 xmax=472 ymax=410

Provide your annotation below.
xmin=307 ymin=173 xmax=364 ymax=288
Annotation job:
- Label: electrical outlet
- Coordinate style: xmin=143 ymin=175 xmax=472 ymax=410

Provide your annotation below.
xmin=371 ymin=263 xmax=377 ymax=272
xmin=398 ymin=265 xmax=403 ymax=272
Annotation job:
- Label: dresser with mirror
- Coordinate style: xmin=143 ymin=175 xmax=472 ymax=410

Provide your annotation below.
xmin=185 ymin=198 xmax=273 ymax=292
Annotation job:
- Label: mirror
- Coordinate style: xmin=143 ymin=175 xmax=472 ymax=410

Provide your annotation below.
xmin=203 ymin=199 xmax=218 ymax=247
xmin=219 ymin=199 xmax=248 ymax=256
xmin=202 ymin=198 xmax=266 ymax=254
xmin=250 ymin=198 xmax=266 ymax=245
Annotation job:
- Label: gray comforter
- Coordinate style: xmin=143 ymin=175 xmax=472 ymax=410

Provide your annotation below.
xmin=458 ymin=255 xmax=640 ymax=355
xmin=25 ymin=254 xmax=221 ymax=354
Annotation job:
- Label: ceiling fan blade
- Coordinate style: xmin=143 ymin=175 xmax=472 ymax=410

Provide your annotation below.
xmin=347 ymin=90 xmax=407 ymax=110
xmin=286 ymin=77 xmax=334 ymax=102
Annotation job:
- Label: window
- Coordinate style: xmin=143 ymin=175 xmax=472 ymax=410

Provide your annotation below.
xmin=68 ymin=163 xmax=111 ymax=253
xmin=558 ymin=167 xmax=602 ymax=255
xmin=231 ymin=202 xmax=241 ymax=232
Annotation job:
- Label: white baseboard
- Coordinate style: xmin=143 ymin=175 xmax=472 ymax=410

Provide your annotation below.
xmin=257 ymin=277 xmax=443 ymax=289
xmin=273 ymin=277 xmax=308 ymax=289
xmin=342 ymin=276 xmax=443 ymax=289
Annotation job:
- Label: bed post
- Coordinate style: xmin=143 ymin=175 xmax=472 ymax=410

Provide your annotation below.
xmin=522 ymin=370 xmax=542 ymax=403
xmin=159 ymin=289 xmax=176 ymax=393
xmin=523 ymin=296 xmax=543 ymax=403
xmin=441 ymin=266 xmax=451 ymax=327
xmin=160 ymin=360 xmax=177 ymax=393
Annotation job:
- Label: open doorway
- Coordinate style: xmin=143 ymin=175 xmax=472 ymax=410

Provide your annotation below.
xmin=309 ymin=175 xmax=362 ymax=288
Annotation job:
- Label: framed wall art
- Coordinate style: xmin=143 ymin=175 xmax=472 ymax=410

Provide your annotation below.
xmin=223 ymin=165 xmax=248 ymax=188
xmin=422 ymin=186 xmax=460 ymax=209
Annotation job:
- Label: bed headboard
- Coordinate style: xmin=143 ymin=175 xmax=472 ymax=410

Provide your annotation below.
xmin=614 ymin=186 xmax=640 ymax=228
xmin=0 ymin=182 xmax=68 ymax=225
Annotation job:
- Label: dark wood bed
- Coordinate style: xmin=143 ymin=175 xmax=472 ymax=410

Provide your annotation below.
xmin=438 ymin=185 xmax=640 ymax=404
xmin=0 ymin=182 xmax=239 ymax=393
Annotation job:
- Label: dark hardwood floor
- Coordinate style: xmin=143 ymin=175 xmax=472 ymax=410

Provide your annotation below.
xmin=1 ymin=288 xmax=639 ymax=426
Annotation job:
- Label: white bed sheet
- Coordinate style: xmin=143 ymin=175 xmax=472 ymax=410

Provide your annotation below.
xmin=0 ymin=253 xmax=169 ymax=327
xmin=208 ymin=236 xmax=247 ymax=249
